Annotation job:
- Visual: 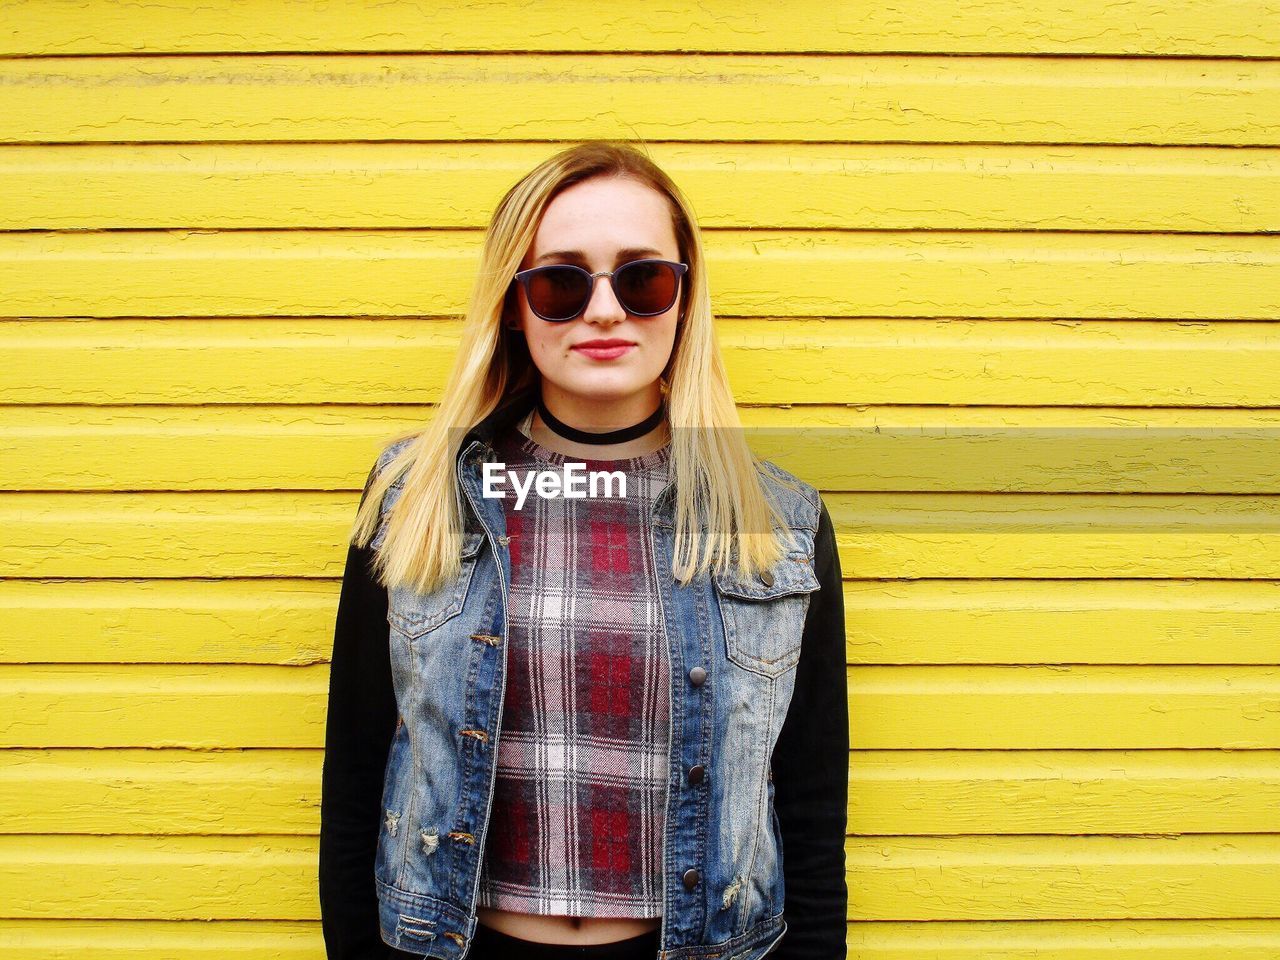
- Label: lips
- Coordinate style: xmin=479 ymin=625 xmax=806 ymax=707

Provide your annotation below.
xmin=572 ymin=339 xmax=635 ymax=360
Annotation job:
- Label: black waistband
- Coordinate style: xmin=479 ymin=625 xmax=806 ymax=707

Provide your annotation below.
xmin=472 ymin=921 xmax=660 ymax=960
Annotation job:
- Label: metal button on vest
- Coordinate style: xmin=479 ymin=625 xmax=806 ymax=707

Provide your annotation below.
xmin=688 ymin=666 xmax=707 ymax=687
xmin=682 ymin=868 xmax=700 ymax=890
xmin=759 ymin=569 xmax=775 ymax=587
xmin=497 ymin=535 xmax=510 ymax=546
xmin=687 ymin=764 xmax=705 ymax=785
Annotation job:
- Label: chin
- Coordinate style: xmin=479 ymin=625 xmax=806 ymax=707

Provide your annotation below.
xmin=551 ymin=371 xmax=654 ymax=398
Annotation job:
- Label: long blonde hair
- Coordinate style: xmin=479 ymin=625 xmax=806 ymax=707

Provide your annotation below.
xmin=351 ymin=141 xmax=796 ymax=593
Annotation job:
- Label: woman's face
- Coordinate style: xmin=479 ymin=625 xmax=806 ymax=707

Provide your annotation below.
xmin=510 ymin=175 xmax=683 ymax=408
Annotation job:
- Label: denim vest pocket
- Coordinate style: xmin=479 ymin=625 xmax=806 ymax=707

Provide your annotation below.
xmin=386 ymin=530 xmax=485 ymax=640
xmin=713 ymin=552 xmax=820 ymax=678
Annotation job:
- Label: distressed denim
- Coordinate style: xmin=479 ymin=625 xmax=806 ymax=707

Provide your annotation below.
xmin=365 ymin=393 xmax=824 ymax=960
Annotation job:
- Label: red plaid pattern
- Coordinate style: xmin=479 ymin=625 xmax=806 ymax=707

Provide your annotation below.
xmin=476 ymin=419 xmax=671 ymax=917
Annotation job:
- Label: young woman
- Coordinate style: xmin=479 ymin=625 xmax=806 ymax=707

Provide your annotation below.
xmin=319 ymin=142 xmax=848 ymax=960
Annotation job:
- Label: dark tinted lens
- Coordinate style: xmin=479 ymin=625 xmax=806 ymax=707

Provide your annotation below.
xmin=527 ymin=266 xmax=591 ymax=321
xmin=614 ymin=260 xmax=678 ymax=315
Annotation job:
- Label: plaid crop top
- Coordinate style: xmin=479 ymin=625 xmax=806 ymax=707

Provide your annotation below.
xmin=475 ymin=412 xmax=672 ymax=918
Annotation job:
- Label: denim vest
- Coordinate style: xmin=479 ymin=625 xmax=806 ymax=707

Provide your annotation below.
xmin=368 ymin=391 xmax=822 ymax=960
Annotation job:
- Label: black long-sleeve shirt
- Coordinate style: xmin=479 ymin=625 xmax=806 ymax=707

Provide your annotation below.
xmin=318 ymin=479 xmax=848 ymax=959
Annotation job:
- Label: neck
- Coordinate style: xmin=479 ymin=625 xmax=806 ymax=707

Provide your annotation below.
xmin=531 ymin=386 xmax=670 ymax=460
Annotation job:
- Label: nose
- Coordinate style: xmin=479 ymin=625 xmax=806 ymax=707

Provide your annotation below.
xmin=582 ymin=273 xmax=627 ymax=325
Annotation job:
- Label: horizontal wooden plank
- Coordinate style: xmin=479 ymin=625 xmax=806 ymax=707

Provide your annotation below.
xmin=845 ymin=919 xmax=1280 ymax=958
xmin=1 ymin=492 xmax=355 ymax=578
xmin=3 ymin=917 xmax=1280 ymax=960
xmin=5 ymin=142 xmax=1279 ymax=232
xmin=0 ymin=918 xmax=319 ymax=960
xmin=7 ymin=491 xmax=1280 ymax=578
xmin=0 ymin=666 xmax=327 ymax=749
xmin=2 ymin=749 xmax=321 ymax=834
xmin=4 ymin=54 xmax=1279 ymax=146
xmin=849 ymin=666 xmax=1280 ymax=749
xmin=7 ymin=747 xmax=1279 ymax=836
xmin=0 ymin=579 xmax=341 ymax=665
xmin=0 ymin=836 xmax=318 ymax=920
xmin=9 ymin=405 xmax=1280 ymax=493
xmin=6 ymin=230 xmax=1279 ymax=320
xmin=2 ymin=918 xmax=1280 ymax=960
xmin=844 ymin=578 xmax=1280 ymax=665
xmin=0 ymin=318 xmax=464 ymax=404
xmin=3 ymin=664 xmax=1278 ymax=748
xmin=4 ymin=834 xmax=1279 ymax=920
xmin=8 ymin=0 xmax=1279 ymax=57
xmin=827 ymin=493 xmax=1280 ymax=579
xmin=849 ymin=750 xmax=1280 ymax=834
xmin=6 ymin=319 xmax=1280 ymax=407
xmin=0 ymin=406 xmax=425 ymax=490
xmin=4 ymin=575 xmax=1280 ymax=666
xmin=846 ymin=835 xmax=1280 ymax=920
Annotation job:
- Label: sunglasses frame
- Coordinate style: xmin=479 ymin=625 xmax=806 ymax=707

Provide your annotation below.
xmin=512 ymin=258 xmax=689 ymax=323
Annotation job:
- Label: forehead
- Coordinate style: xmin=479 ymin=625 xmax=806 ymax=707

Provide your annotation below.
xmin=532 ymin=176 xmax=678 ymax=258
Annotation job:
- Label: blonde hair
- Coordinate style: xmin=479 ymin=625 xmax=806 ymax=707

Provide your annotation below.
xmin=351 ymin=140 xmax=797 ymax=593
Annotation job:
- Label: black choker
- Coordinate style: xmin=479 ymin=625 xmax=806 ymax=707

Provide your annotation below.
xmin=537 ymin=397 xmax=666 ymax=445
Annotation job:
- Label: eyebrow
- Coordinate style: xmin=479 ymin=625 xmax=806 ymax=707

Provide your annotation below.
xmin=533 ymin=247 xmax=666 ymax=266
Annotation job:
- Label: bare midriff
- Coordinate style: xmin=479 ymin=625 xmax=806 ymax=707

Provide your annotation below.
xmin=475 ymin=905 xmax=660 ymax=945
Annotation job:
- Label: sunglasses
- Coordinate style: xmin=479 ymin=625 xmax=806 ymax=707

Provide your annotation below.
xmin=512 ymin=258 xmax=689 ymax=323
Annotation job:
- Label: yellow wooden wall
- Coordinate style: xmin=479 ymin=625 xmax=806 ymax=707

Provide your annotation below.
xmin=3 ymin=2 xmax=1280 ymax=957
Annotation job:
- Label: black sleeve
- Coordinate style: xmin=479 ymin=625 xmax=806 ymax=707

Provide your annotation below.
xmin=768 ymin=499 xmax=849 ymax=959
xmin=318 ymin=469 xmax=417 ymax=960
